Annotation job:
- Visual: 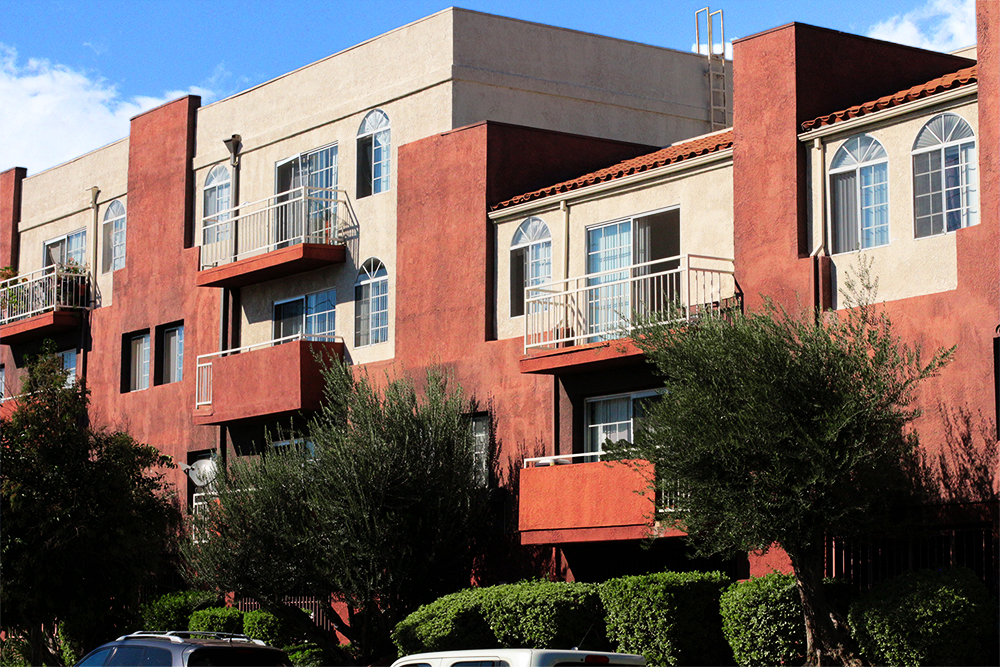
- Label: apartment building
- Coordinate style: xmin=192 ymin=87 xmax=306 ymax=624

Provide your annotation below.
xmin=1 ymin=3 xmax=997 ymax=589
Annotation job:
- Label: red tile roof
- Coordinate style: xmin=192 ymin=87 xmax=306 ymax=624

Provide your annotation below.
xmin=491 ymin=129 xmax=734 ymax=211
xmin=801 ymin=65 xmax=977 ymax=131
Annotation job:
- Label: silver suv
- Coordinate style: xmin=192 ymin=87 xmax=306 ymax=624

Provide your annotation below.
xmin=73 ymin=631 xmax=292 ymax=667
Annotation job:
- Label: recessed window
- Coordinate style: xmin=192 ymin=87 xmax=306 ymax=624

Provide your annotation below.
xmin=356 ymin=110 xmax=390 ymax=199
xmin=830 ymin=135 xmax=889 ymax=253
xmin=102 ymin=200 xmax=127 ymax=272
xmin=912 ymin=113 xmax=977 ymax=238
xmin=275 ymin=145 xmax=339 ymax=246
xmin=510 ymin=217 xmax=552 ymax=317
xmin=57 ymin=349 xmax=77 ymax=387
xmin=124 ymin=332 xmax=150 ymax=392
xmin=585 ymin=390 xmax=659 ymax=459
xmin=203 ymin=164 xmax=232 ymax=245
xmin=43 ymin=229 xmax=86 ymax=268
xmin=162 ymin=325 xmax=184 ymax=384
xmin=470 ymin=413 xmax=491 ymax=487
xmin=272 ymin=289 xmax=336 ymax=341
xmin=355 ymin=258 xmax=388 ymax=347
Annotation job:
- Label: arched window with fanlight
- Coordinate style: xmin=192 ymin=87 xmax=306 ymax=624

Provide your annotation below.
xmin=203 ymin=164 xmax=232 ymax=245
xmin=357 ymin=110 xmax=391 ymax=199
xmin=829 ymin=135 xmax=889 ymax=254
xmin=355 ymin=258 xmax=389 ymax=347
xmin=102 ymin=199 xmax=127 ymax=272
xmin=510 ymin=217 xmax=552 ymax=317
xmin=912 ymin=112 xmax=977 ymax=237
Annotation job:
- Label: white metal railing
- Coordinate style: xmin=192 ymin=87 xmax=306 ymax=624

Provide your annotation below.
xmin=195 ymin=333 xmax=342 ymax=409
xmin=524 ymin=254 xmax=740 ymax=352
xmin=199 ymin=187 xmax=352 ymax=270
xmin=0 ymin=264 xmax=91 ymax=326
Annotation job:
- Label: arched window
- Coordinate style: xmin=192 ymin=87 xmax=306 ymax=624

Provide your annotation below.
xmin=355 ymin=258 xmax=388 ymax=347
xmin=102 ymin=199 xmax=127 ymax=272
xmin=510 ymin=217 xmax=552 ymax=317
xmin=357 ymin=110 xmax=390 ymax=198
xmin=203 ymin=164 xmax=232 ymax=245
xmin=912 ymin=113 xmax=977 ymax=237
xmin=829 ymin=135 xmax=889 ymax=253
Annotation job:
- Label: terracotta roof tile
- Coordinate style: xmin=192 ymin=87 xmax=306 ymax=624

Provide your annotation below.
xmin=491 ymin=129 xmax=734 ymax=211
xmin=801 ymin=65 xmax=977 ymax=131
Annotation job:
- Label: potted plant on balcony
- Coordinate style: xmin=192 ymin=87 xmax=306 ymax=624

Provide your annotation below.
xmin=55 ymin=261 xmax=89 ymax=309
xmin=0 ymin=266 xmax=17 ymax=322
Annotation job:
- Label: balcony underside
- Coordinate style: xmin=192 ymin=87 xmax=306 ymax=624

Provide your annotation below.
xmin=196 ymin=243 xmax=347 ymax=288
xmin=0 ymin=310 xmax=82 ymax=345
xmin=193 ymin=339 xmax=344 ymax=425
xmin=519 ymin=338 xmax=645 ymax=375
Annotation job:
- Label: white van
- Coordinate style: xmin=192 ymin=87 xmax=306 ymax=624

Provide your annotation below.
xmin=391 ymin=649 xmax=647 ymax=667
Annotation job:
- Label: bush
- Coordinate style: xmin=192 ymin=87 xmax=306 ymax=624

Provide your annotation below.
xmin=483 ymin=581 xmax=607 ymax=650
xmin=243 ymin=609 xmax=298 ymax=648
xmin=848 ymin=567 xmax=997 ymax=666
xmin=601 ymin=570 xmax=732 ymax=666
xmin=188 ymin=607 xmax=244 ymax=634
xmin=719 ymin=573 xmax=803 ymax=666
xmin=392 ymin=588 xmax=497 ymax=655
xmin=285 ymin=643 xmax=325 ymax=667
xmin=141 ymin=590 xmax=219 ymax=632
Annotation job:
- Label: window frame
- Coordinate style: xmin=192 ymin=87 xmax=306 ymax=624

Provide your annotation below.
xmin=510 ymin=217 xmax=552 ymax=318
xmin=356 ymin=109 xmax=391 ymax=199
xmin=102 ymin=199 xmax=127 ymax=273
xmin=911 ymin=112 xmax=978 ymax=238
xmin=202 ymin=164 xmax=232 ymax=246
xmin=57 ymin=349 xmax=77 ymax=387
xmin=828 ymin=134 xmax=890 ymax=254
xmin=43 ymin=228 xmax=87 ymax=268
xmin=125 ymin=332 xmax=150 ymax=392
xmin=162 ymin=325 xmax=184 ymax=384
xmin=271 ymin=288 xmax=337 ymax=342
xmin=354 ymin=258 xmax=389 ymax=347
xmin=584 ymin=389 xmax=660 ymax=458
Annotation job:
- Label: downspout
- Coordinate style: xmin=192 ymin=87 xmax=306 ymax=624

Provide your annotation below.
xmin=561 ymin=200 xmax=570 ymax=281
xmin=809 ymin=137 xmax=827 ymax=316
xmin=217 ymin=135 xmax=242 ymax=464
xmin=557 ymin=200 xmax=570 ymax=457
xmin=81 ymin=186 xmax=100 ymax=388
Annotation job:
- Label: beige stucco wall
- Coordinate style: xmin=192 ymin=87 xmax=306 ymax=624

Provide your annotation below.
xmin=808 ymin=99 xmax=978 ymax=307
xmin=17 ymin=138 xmax=130 ymax=307
xmin=493 ymin=157 xmax=734 ymax=340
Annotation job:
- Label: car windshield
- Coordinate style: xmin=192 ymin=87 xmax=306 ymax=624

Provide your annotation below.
xmin=186 ymin=647 xmax=291 ymax=666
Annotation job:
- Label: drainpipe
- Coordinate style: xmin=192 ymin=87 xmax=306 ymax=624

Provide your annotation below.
xmin=561 ymin=200 xmax=570 ymax=281
xmin=217 ymin=135 xmax=241 ymax=466
xmin=809 ymin=137 xmax=827 ymax=315
xmin=80 ymin=186 xmax=100 ymax=387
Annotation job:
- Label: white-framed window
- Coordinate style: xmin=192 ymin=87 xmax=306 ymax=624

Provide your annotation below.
xmin=912 ymin=112 xmax=978 ymax=238
xmin=162 ymin=325 xmax=184 ymax=384
xmin=128 ymin=333 xmax=150 ymax=392
xmin=272 ymin=289 xmax=336 ymax=341
xmin=357 ymin=109 xmax=390 ymax=198
xmin=354 ymin=258 xmax=388 ymax=347
xmin=44 ymin=229 xmax=86 ymax=268
xmin=510 ymin=217 xmax=552 ymax=317
xmin=275 ymin=144 xmax=339 ymax=246
xmin=57 ymin=349 xmax=77 ymax=387
xmin=470 ymin=413 xmax=490 ymax=487
xmin=829 ymin=135 xmax=889 ymax=253
xmin=101 ymin=200 xmax=127 ymax=272
xmin=585 ymin=390 xmax=659 ymax=458
xmin=203 ymin=164 xmax=232 ymax=245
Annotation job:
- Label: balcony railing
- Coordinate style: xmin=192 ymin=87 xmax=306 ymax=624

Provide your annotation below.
xmin=199 ymin=187 xmax=351 ymax=271
xmin=0 ymin=265 xmax=91 ymax=326
xmin=195 ymin=333 xmax=342 ymax=409
xmin=524 ymin=254 xmax=740 ymax=352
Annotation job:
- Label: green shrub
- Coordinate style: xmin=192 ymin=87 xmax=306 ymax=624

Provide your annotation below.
xmin=393 ymin=587 xmax=497 ymax=655
xmin=483 ymin=581 xmax=607 ymax=650
xmin=285 ymin=643 xmax=325 ymax=667
xmin=848 ymin=567 xmax=997 ymax=666
xmin=141 ymin=590 xmax=219 ymax=632
xmin=601 ymin=570 xmax=732 ymax=666
xmin=243 ymin=609 xmax=298 ymax=648
xmin=188 ymin=606 xmax=244 ymax=634
xmin=719 ymin=573 xmax=803 ymax=666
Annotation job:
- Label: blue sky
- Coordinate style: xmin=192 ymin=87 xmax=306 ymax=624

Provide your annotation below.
xmin=0 ymin=0 xmax=977 ymax=174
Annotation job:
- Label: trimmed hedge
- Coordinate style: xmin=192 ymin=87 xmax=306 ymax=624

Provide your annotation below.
xmin=483 ymin=581 xmax=607 ymax=650
xmin=243 ymin=609 xmax=298 ymax=648
xmin=719 ymin=573 xmax=803 ymax=666
xmin=601 ymin=571 xmax=732 ymax=666
xmin=848 ymin=567 xmax=997 ymax=666
xmin=141 ymin=591 xmax=219 ymax=632
xmin=188 ymin=606 xmax=244 ymax=634
xmin=392 ymin=588 xmax=497 ymax=655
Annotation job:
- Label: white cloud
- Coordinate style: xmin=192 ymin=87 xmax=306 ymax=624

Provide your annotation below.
xmin=867 ymin=0 xmax=976 ymax=53
xmin=0 ymin=45 xmax=216 ymax=175
xmin=691 ymin=41 xmax=734 ymax=60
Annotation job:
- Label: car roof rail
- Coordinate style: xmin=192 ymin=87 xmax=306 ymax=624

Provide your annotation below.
xmin=115 ymin=631 xmax=265 ymax=645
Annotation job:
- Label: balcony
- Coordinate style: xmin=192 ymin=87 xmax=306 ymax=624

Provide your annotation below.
xmin=193 ymin=334 xmax=344 ymax=425
xmin=196 ymin=187 xmax=350 ymax=288
xmin=520 ymin=254 xmax=740 ymax=374
xmin=0 ymin=265 xmax=91 ymax=345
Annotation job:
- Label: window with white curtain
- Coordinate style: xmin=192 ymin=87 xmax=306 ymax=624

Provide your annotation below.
xmin=510 ymin=217 xmax=552 ymax=317
xmin=829 ymin=134 xmax=889 ymax=254
xmin=355 ymin=258 xmax=388 ymax=347
xmin=102 ymin=200 xmax=127 ymax=272
xmin=357 ymin=110 xmax=390 ymax=198
xmin=44 ymin=229 xmax=86 ymax=268
xmin=585 ymin=390 xmax=659 ymax=460
xmin=912 ymin=113 xmax=977 ymax=238
xmin=202 ymin=164 xmax=232 ymax=245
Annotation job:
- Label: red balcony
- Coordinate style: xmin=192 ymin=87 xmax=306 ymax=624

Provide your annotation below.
xmin=193 ymin=336 xmax=344 ymax=425
xmin=0 ymin=266 xmax=90 ymax=345
xmin=518 ymin=457 xmax=663 ymax=545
